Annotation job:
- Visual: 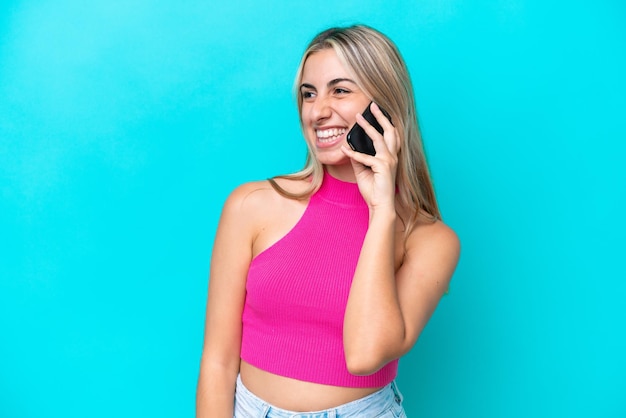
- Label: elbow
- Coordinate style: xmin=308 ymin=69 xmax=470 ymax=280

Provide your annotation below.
xmin=344 ymin=333 xmax=410 ymax=376
xmin=346 ymin=360 xmax=383 ymax=376
xmin=344 ymin=348 xmax=391 ymax=376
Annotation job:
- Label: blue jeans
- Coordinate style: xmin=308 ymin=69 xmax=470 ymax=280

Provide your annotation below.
xmin=234 ymin=374 xmax=406 ymax=417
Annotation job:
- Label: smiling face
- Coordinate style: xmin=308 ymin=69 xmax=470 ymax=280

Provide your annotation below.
xmin=299 ymin=49 xmax=371 ymax=175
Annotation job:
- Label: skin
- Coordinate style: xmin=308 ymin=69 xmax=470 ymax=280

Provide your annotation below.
xmin=196 ymin=48 xmax=460 ymax=416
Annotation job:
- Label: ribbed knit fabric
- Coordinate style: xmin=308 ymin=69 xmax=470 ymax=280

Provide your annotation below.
xmin=240 ymin=171 xmax=398 ymax=387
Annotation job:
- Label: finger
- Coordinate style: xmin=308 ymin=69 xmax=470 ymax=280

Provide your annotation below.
xmin=370 ymin=102 xmax=394 ymax=131
xmin=369 ymin=102 xmax=399 ymax=154
xmin=341 ymin=145 xmax=376 ymax=168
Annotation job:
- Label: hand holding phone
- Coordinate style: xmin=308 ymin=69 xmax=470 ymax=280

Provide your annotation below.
xmin=346 ymin=102 xmax=393 ymax=156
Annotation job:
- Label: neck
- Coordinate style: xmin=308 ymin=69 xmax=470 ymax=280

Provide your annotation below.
xmin=324 ymin=164 xmax=357 ymax=183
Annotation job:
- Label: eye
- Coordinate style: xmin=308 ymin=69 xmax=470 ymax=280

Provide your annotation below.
xmin=334 ymin=87 xmax=351 ymax=95
xmin=300 ymin=90 xmax=316 ymax=100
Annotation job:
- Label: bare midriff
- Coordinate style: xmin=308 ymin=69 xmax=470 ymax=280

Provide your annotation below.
xmin=239 ymin=360 xmax=383 ymax=412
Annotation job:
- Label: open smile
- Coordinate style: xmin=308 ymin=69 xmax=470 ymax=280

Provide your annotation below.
xmin=316 ymin=128 xmax=347 ymax=144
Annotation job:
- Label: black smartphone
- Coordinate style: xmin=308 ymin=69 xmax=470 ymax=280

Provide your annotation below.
xmin=346 ymin=102 xmax=392 ymax=156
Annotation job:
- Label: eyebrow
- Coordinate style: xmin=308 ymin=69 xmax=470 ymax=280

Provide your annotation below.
xmin=299 ymin=78 xmax=358 ymax=91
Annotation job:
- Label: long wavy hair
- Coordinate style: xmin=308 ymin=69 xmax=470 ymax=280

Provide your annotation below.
xmin=269 ymin=24 xmax=440 ymax=236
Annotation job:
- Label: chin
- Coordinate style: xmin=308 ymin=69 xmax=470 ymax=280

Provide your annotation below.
xmin=315 ymin=150 xmax=350 ymax=166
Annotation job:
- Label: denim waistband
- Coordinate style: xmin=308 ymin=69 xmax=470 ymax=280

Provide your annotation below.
xmin=234 ymin=374 xmax=404 ymax=418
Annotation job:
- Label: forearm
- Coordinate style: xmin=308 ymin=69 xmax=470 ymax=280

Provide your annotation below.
xmin=343 ymin=208 xmax=405 ymax=374
xmin=196 ymin=360 xmax=238 ymax=418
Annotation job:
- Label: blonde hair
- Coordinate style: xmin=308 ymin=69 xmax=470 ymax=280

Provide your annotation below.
xmin=269 ymin=24 xmax=440 ymax=236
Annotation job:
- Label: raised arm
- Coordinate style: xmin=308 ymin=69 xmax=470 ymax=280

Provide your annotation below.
xmin=341 ymin=103 xmax=460 ymax=375
xmin=196 ymin=184 xmax=257 ymax=417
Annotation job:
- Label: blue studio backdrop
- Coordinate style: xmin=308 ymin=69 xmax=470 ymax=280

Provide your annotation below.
xmin=1 ymin=1 xmax=624 ymax=417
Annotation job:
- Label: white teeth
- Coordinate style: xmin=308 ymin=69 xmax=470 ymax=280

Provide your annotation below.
xmin=316 ymin=128 xmax=346 ymax=142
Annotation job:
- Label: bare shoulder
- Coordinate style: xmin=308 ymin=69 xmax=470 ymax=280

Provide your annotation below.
xmin=223 ymin=176 xmax=311 ymax=214
xmin=224 ymin=180 xmax=274 ymax=210
xmin=220 ymin=177 xmax=311 ymax=252
xmin=411 ymin=216 xmax=459 ymax=247
xmin=405 ymin=215 xmax=461 ymax=269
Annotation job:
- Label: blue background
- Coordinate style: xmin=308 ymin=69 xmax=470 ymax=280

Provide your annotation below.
xmin=1 ymin=1 xmax=624 ymax=417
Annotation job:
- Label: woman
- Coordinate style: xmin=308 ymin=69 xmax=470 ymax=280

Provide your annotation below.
xmin=196 ymin=24 xmax=460 ymax=417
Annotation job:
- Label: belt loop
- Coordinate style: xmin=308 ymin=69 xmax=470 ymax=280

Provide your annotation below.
xmin=261 ymin=404 xmax=271 ymax=417
xmin=328 ymin=409 xmax=337 ymax=418
xmin=391 ymin=380 xmax=403 ymax=403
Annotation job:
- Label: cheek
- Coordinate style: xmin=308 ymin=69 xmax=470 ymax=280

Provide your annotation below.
xmin=340 ymin=102 xmax=368 ymax=125
xmin=300 ymin=106 xmax=312 ymax=127
xmin=299 ymin=109 xmax=315 ymax=139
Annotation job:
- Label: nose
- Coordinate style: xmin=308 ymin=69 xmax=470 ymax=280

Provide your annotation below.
xmin=310 ymin=96 xmax=332 ymax=123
